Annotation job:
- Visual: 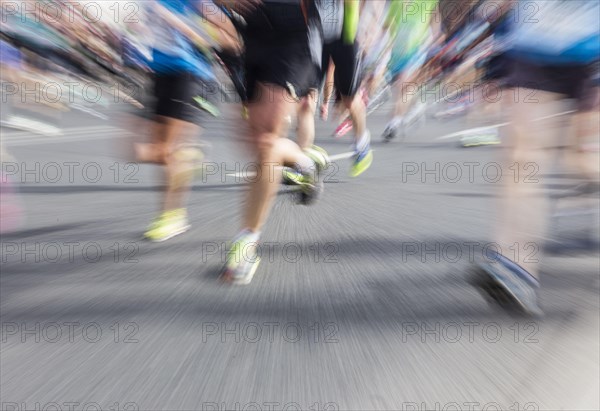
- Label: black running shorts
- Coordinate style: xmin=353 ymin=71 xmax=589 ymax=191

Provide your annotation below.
xmin=242 ymin=2 xmax=320 ymax=102
xmin=153 ymin=72 xmax=218 ymax=124
xmin=482 ymin=53 xmax=509 ymax=82
xmin=505 ymin=57 xmax=598 ymax=111
xmin=244 ymin=40 xmax=317 ymax=102
xmin=321 ymin=39 xmax=362 ymax=98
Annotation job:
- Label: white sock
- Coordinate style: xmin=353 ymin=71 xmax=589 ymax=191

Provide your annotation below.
xmin=237 ymin=228 xmax=260 ymax=243
xmin=354 ymin=131 xmax=371 ymax=153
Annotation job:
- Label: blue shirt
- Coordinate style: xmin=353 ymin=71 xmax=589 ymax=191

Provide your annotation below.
xmin=147 ymin=0 xmax=215 ymax=79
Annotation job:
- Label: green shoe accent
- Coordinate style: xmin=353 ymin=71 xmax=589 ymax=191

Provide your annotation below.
xmin=193 ymin=96 xmax=220 ymax=117
xmin=226 ymin=235 xmax=251 ymax=268
xmin=296 ymin=145 xmax=329 ymax=205
xmin=349 ymin=149 xmax=373 ymax=177
xmin=222 ymin=233 xmax=261 ymax=284
xmin=460 ymin=131 xmax=500 ymax=147
xmin=304 ymin=145 xmax=330 ymax=171
xmin=144 ymin=209 xmax=190 ymax=242
xmin=282 ymin=167 xmax=303 ymax=185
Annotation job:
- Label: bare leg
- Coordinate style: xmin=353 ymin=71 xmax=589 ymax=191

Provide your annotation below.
xmin=567 ymin=88 xmax=600 ymax=181
xmin=320 ymin=59 xmax=335 ymax=120
xmin=496 ymin=89 xmax=560 ymax=278
xmin=243 ymin=83 xmax=314 ymax=232
xmin=342 ymin=93 xmax=367 ymax=140
xmin=136 ymin=116 xmax=200 ymax=212
xmin=159 ymin=117 xmax=200 ymax=212
xmin=391 ymin=73 xmax=412 ymax=119
xmin=296 ymin=89 xmax=318 ymax=149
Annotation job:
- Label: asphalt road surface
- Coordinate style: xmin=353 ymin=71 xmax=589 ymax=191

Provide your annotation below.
xmin=2 ymin=99 xmax=599 ymax=411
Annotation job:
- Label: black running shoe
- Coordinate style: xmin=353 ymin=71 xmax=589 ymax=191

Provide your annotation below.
xmin=471 ymin=251 xmax=543 ymax=317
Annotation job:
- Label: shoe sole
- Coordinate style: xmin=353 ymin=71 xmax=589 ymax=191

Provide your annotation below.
xmin=349 ymin=150 xmax=373 ymax=177
xmin=221 ymin=257 xmax=261 ymax=285
xmin=471 ymin=266 xmax=543 ymax=317
xmin=144 ymin=225 xmax=191 ymax=243
xmin=461 ymin=142 xmax=501 ymax=148
xmin=282 ymin=169 xmax=303 ymax=186
xmin=282 ymin=177 xmax=301 ymax=186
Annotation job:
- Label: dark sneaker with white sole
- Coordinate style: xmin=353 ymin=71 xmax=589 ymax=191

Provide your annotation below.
xmin=471 ymin=251 xmax=543 ymax=317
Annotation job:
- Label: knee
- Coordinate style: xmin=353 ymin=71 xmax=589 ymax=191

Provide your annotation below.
xmin=156 ymin=143 xmax=173 ymax=165
xmin=252 ymin=132 xmax=278 ymax=160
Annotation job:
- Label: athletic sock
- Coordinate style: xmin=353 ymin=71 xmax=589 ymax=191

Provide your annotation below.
xmin=354 ymin=131 xmax=371 ymax=153
xmin=237 ymin=228 xmax=260 ymax=243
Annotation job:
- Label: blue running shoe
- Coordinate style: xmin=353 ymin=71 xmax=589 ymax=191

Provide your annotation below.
xmin=350 ymin=132 xmax=373 ymax=177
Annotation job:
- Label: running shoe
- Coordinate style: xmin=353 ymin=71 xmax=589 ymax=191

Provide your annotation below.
xmin=471 ymin=251 xmax=543 ymax=317
xmin=334 ymin=118 xmax=353 ymax=138
xmin=144 ymin=208 xmax=190 ymax=242
xmin=350 ymin=132 xmax=373 ymax=177
xmin=460 ymin=129 xmax=500 ymax=147
xmin=433 ymin=101 xmax=469 ymax=119
xmin=221 ymin=231 xmax=261 ymax=285
xmin=281 ymin=167 xmax=303 ymax=186
xmin=298 ymin=145 xmax=330 ymax=205
xmin=382 ymin=118 xmax=403 ymax=142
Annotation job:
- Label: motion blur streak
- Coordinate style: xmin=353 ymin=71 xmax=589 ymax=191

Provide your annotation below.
xmin=1 ymin=1 xmax=598 ymax=410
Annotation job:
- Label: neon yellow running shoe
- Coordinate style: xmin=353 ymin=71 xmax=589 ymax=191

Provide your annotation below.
xmin=460 ymin=129 xmax=501 ymax=147
xmin=298 ymin=145 xmax=330 ymax=205
xmin=144 ymin=208 xmax=190 ymax=242
xmin=281 ymin=167 xmax=303 ymax=185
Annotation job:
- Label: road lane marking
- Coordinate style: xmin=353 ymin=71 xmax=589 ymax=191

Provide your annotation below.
xmin=435 ymin=110 xmax=576 ymax=141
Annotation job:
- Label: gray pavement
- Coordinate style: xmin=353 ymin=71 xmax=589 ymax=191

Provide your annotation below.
xmin=1 ymin=101 xmax=599 ymax=411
